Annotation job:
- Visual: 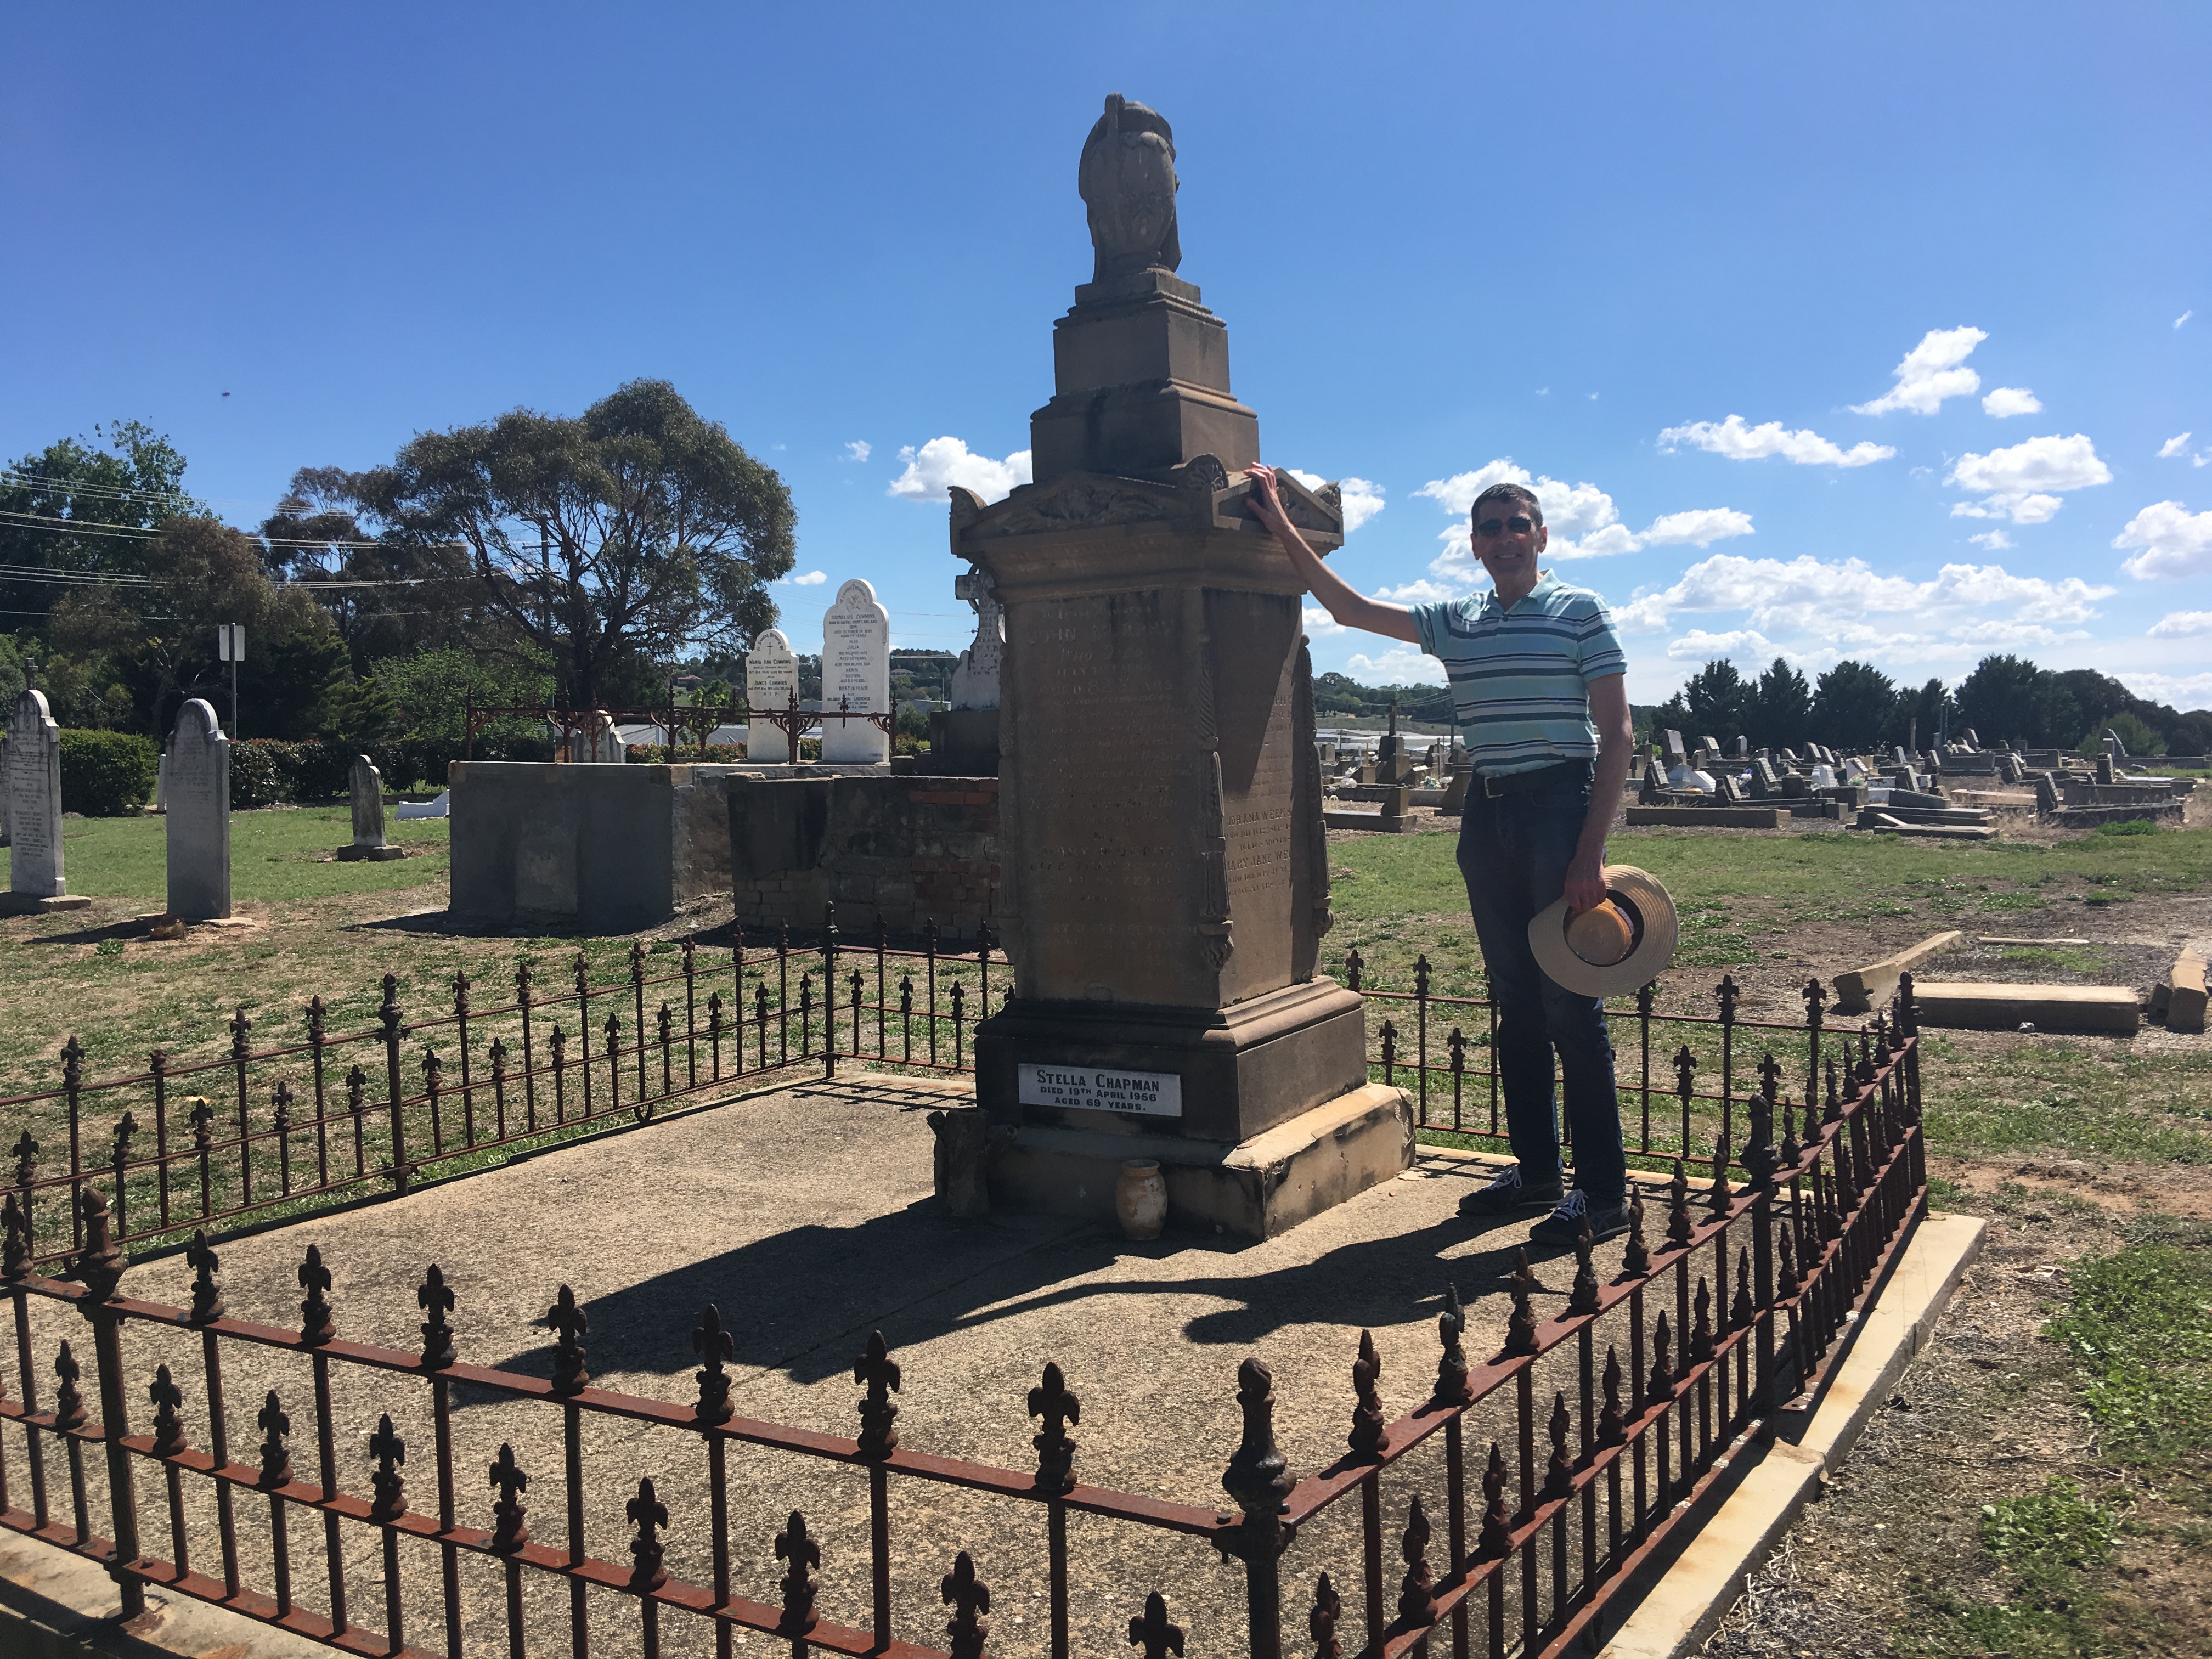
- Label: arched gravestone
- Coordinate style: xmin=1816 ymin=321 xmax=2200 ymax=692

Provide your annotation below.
xmin=820 ymin=579 xmax=889 ymax=764
xmin=3 ymin=689 xmax=88 ymax=912
xmin=166 ymin=698 xmax=232 ymax=920
xmin=337 ymin=754 xmax=404 ymax=860
xmin=744 ymin=629 xmax=798 ymax=763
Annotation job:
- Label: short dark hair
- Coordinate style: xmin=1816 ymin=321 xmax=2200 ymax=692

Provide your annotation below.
xmin=1471 ymin=482 xmax=1543 ymax=528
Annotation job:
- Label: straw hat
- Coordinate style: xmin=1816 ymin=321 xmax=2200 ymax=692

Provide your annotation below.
xmin=1527 ymin=866 xmax=1679 ymax=998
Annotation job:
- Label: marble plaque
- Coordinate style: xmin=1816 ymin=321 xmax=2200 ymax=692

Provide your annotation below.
xmin=745 ymin=629 xmax=798 ymax=763
xmin=1018 ymin=1062 xmax=1182 ymax=1118
xmin=821 ymin=579 xmax=889 ymax=763
xmin=167 ymin=698 xmax=231 ymax=919
xmin=7 ymin=690 xmax=65 ymax=898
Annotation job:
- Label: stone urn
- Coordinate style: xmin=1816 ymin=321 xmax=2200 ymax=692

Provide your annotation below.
xmin=1115 ymin=1159 xmax=1167 ymax=1240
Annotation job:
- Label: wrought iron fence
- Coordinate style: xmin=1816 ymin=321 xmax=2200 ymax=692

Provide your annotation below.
xmin=0 ymin=980 xmax=1929 ymax=1659
xmin=0 ymin=909 xmax=1002 ymax=1272
xmin=1348 ymin=953 xmax=1866 ymax=1173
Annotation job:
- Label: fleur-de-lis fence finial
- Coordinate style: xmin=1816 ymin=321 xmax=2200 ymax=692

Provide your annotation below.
xmin=694 ymin=1304 xmax=735 ymax=1425
xmin=419 ymin=1264 xmax=456 ymax=1370
xmin=1028 ymin=1360 xmax=1079 ymax=1493
xmin=854 ymin=1330 xmax=901 ymax=1459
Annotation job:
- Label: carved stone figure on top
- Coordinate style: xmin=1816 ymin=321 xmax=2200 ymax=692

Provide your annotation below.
xmin=1078 ymin=93 xmax=1181 ymax=284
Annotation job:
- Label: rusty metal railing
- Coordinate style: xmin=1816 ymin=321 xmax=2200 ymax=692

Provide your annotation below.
xmin=1348 ymin=954 xmax=1865 ymax=1174
xmin=0 ymin=979 xmax=1928 ymax=1659
xmin=0 ymin=907 xmax=1000 ymax=1272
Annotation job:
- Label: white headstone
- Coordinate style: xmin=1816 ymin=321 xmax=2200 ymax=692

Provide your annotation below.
xmin=949 ymin=567 xmax=1002 ymax=712
xmin=745 ymin=629 xmax=798 ymax=763
xmin=6 ymin=690 xmax=65 ymax=899
xmin=567 ymin=710 xmax=623 ymax=764
xmin=820 ymin=579 xmax=890 ymax=764
xmin=167 ymin=698 xmax=231 ymax=919
xmin=351 ymin=755 xmax=387 ymax=850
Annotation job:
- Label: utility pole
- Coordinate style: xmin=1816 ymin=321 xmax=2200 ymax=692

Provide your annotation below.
xmin=217 ymin=623 xmax=245 ymax=735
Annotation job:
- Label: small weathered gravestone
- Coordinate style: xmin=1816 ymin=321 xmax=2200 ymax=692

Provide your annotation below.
xmin=337 ymin=755 xmax=405 ymax=861
xmin=567 ymin=710 xmax=622 ymax=764
xmin=166 ymin=698 xmax=231 ymax=921
xmin=744 ymin=629 xmax=799 ymax=763
xmin=1662 ymin=729 xmax=1688 ymax=767
xmin=821 ymin=579 xmax=890 ymax=764
xmin=950 ymin=568 xmax=1002 ymax=711
xmin=3 ymin=689 xmax=91 ymax=913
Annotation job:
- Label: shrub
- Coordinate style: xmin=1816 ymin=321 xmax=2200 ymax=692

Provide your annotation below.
xmin=624 ymin=743 xmax=749 ymax=765
xmin=57 ymin=729 xmax=157 ymax=816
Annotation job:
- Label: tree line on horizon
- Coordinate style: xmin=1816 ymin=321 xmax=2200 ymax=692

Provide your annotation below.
xmin=1651 ymin=654 xmax=2211 ymax=758
xmin=0 ymin=382 xmax=796 ymax=752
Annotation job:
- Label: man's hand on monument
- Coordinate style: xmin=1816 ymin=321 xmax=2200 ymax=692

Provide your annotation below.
xmin=1245 ymin=463 xmax=1290 ymax=527
xmin=1563 ymin=849 xmax=1609 ymax=917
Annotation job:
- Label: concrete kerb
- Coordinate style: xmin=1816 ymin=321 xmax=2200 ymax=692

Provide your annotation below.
xmin=1594 ymin=1207 xmax=1988 ymax=1659
xmin=1 ymin=1532 xmax=330 ymax=1659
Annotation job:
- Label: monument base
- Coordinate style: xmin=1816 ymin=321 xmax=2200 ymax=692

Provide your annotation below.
xmin=0 ymin=893 xmax=92 ymax=915
xmin=975 ymin=978 xmax=1368 ymax=1144
xmin=986 ymin=1083 xmax=1414 ymax=1240
xmin=335 ymin=844 xmax=409 ymax=861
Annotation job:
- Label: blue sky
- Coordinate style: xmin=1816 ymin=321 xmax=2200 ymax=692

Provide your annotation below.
xmin=5 ymin=3 xmax=2207 ymax=706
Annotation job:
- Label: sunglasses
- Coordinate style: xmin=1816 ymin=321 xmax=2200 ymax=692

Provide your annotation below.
xmin=1474 ymin=515 xmax=1537 ymax=539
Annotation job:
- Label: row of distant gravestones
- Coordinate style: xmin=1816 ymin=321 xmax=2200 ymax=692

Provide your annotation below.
xmin=2 ymin=689 xmax=398 ymax=923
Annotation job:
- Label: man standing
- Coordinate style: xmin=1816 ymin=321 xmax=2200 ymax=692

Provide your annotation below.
xmin=1248 ymin=467 xmax=1635 ymax=1244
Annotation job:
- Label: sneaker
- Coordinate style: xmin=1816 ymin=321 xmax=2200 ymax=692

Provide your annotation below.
xmin=1529 ymin=1189 xmax=1631 ymax=1248
xmin=1458 ymin=1164 xmax=1563 ymax=1221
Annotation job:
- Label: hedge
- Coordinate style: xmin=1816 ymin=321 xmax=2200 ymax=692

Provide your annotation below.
xmin=225 ymin=736 xmax=555 ymax=808
xmin=57 ymin=730 xmax=159 ymax=816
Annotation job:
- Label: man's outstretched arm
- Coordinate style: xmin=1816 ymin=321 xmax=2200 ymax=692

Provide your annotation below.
xmin=1246 ymin=464 xmax=1420 ymax=644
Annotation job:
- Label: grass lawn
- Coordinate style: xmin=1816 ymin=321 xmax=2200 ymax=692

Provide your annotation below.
xmin=2 ymin=805 xmax=450 ymax=902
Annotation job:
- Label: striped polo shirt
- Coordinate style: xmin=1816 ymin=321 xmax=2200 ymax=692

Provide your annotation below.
xmin=1410 ymin=572 xmax=1627 ymax=776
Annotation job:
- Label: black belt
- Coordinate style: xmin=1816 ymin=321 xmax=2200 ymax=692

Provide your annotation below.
xmin=1479 ymin=759 xmax=1591 ymax=798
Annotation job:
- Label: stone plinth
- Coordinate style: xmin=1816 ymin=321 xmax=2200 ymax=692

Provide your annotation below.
xmin=1030 ymin=270 xmax=1259 ymax=486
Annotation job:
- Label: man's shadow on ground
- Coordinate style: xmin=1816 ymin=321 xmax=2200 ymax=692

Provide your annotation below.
xmin=473 ymin=1186 xmax=1582 ymax=1405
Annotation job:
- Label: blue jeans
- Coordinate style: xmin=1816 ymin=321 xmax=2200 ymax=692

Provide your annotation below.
xmin=1455 ymin=764 xmax=1627 ymax=1202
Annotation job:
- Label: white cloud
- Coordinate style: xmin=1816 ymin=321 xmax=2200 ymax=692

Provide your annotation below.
xmin=887 ymin=436 xmax=1032 ymax=503
xmin=1967 ymin=530 xmax=2012 ymax=550
xmin=2147 ymin=610 xmax=2212 ymax=638
xmin=1642 ymin=508 xmax=1757 ymax=548
xmin=1981 ymin=386 xmax=2042 ymax=418
xmin=781 ymin=569 xmax=827 ymax=586
xmin=1339 ymin=477 xmax=1385 ymax=533
xmin=1373 ymin=578 xmax=1458 ymax=604
xmin=1945 ymin=433 xmax=2110 ymax=522
xmin=1851 ymin=326 xmax=1988 ymax=415
xmin=1417 ymin=458 xmax=1748 ymax=573
xmin=2178 ymin=311 xmax=2195 ymax=330
xmin=1343 ymin=646 xmax=1445 ymax=686
xmin=1615 ymin=554 xmax=2113 ymax=676
xmin=1666 ymin=629 xmax=1776 ymax=662
xmin=2159 ymin=433 xmax=2193 ymax=458
xmin=1285 ymin=470 xmax=1387 ymax=533
xmin=1302 ymin=606 xmax=1345 ymax=637
xmin=843 ymin=440 xmax=871 ymax=462
xmin=2115 ymin=500 xmax=2212 ymax=580
xmin=1657 ymin=415 xmax=1893 ymax=467
xmin=2120 ymin=669 xmax=2212 ymax=704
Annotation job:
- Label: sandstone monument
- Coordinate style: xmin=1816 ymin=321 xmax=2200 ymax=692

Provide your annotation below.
xmin=961 ymin=94 xmax=1408 ymax=1238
